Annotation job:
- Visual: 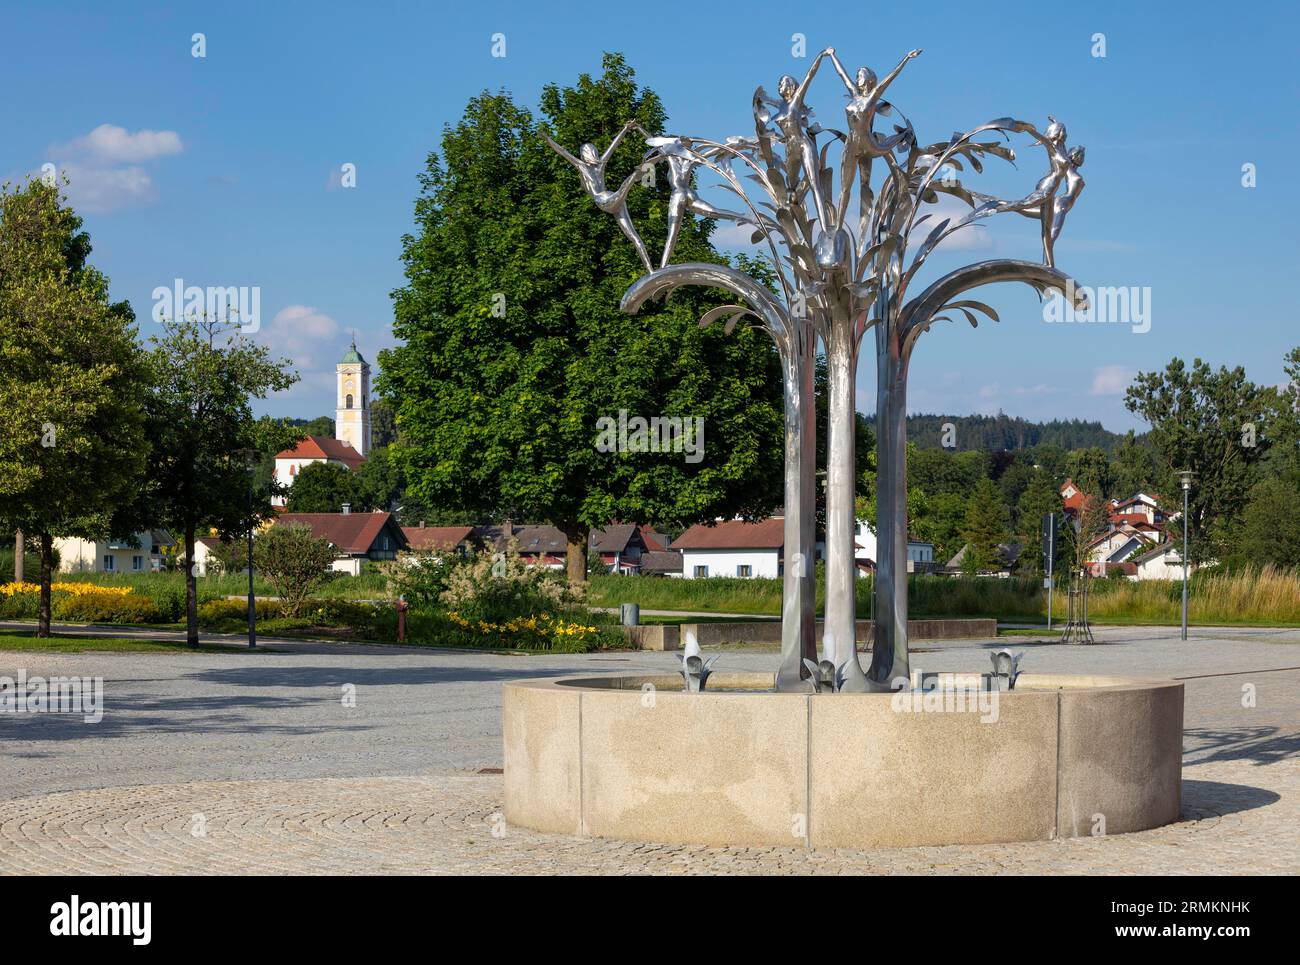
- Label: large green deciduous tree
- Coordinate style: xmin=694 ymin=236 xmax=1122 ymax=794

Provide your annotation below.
xmin=125 ymin=315 xmax=299 ymax=645
xmin=1124 ymin=357 xmax=1273 ymax=562
xmin=379 ymin=54 xmax=783 ymax=583
xmin=0 ymin=179 xmax=149 ymax=636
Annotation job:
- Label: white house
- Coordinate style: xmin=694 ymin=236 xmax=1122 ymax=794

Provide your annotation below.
xmin=54 ymin=530 xmax=174 ymax=574
xmin=854 ymin=520 xmax=935 ymax=574
xmin=672 ymin=517 xmax=787 ymax=579
xmin=1133 ymin=542 xmax=1189 ymax=581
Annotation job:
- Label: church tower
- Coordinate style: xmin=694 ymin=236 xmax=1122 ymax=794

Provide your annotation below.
xmin=336 ymin=339 xmax=371 ymax=457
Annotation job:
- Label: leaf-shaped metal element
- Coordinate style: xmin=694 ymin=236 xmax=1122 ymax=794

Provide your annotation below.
xmin=943 ymin=299 xmax=1000 ymax=323
xmin=698 ymin=304 xmax=748 ymax=329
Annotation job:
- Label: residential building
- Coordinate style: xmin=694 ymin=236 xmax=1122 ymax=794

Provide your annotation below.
xmin=671 ymin=517 xmax=787 ymax=579
xmin=54 ymin=530 xmax=174 ymax=574
xmin=639 ymin=549 xmax=684 ymax=577
xmin=271 ymin=510 xmax=407 ymax=575
xmin=401 ymin=524 xmax=476 ymax=555
xmin=1133 ymin=542 xmax=1188 ymax=581
xmin=590 ymin=524 xmax=651 ymax=574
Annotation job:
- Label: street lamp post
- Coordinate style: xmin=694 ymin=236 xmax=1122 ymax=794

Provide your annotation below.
xmin=1178 ymin=470 xmax=1195 ymax=641
xmin=234 ymin=449 xmax=259 ymax=649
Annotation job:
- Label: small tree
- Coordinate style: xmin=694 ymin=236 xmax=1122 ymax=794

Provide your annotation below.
xmin=253 ymin=524 xmax=338 ymax=616
xmin=961 ymin=477 xmax=1009 ymax=574
xmin=122 ymin=314 xmax=299 ymax=645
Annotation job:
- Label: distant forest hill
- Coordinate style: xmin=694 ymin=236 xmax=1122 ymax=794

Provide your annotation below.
xmin=870 ymin=413 xmax=1135 ymax=452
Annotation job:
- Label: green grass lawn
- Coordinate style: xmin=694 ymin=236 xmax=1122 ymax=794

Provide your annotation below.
xmin=0 ymin=629 xmax=270 ymax=653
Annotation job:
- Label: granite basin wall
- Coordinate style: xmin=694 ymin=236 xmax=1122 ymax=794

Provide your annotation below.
xmin=502 ymin=672 xmax=1183 ymax=849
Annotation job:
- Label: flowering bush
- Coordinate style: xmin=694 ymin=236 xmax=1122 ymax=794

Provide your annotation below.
xmin=444 ymin=610 xmax=606 ymax=651
xmin=0 ymin=582 xmax=133 ymax=597
xmin=0 ymin=582 xmax=159 ymax=623
xmin=439 ymin=540 xmax=582 ymax=625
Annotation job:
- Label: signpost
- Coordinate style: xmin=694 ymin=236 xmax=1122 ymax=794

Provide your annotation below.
xmin=1042 ymin=513 xmax=1057 ymax=631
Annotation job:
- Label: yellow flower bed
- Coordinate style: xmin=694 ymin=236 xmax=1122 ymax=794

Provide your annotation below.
xmin=0 ymin=582 xmax=134 ymax=597
xmin=447 ymin=610 xmax=598 ymax=641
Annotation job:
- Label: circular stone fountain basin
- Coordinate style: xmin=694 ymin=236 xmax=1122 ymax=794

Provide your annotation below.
xmin=503 ymin=671 xmax=1183 ymax=849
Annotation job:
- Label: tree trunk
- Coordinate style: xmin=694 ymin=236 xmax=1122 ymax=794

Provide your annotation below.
xmin=775 ymin=327 xmax=818 ymax=691
xmin=37 ymin=532 xmax=53 ymax=638
xmin=13 ymin=529 xmax=23 ymax=583
xmin=825 ymin=322 xmax=867 ymax=690
xmin=563 ymin=525 xmax=589 ymax=585
xmin=867 ymin=333 xmax=911 ymax=689
xmin=185 ymin=525 xmax=199 ymax=646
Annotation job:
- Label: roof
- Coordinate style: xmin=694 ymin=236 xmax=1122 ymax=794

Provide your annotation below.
xmin=672 ymin=518 xmax=785 ymax=551
xmin=639 ymin=526 xmax=669 ymax=551
xmin=272 ymin=512 xmax=406 ymax=555
xmin=1133 ymin=541 xmax=1181 ymax=566
xmin=402 ymin=525 xmax=474 ymax=551
xmin=340 ymin=341 xmax=368 ymax=365
xmin=946 ymin=542 xmax=1021 ymax=569
xmin=590 ymin=524 xmax=642 ymax=554
xmin=481 ymin=524 xmax=570 ymax=555
xmin=275 ymin=435 xmax=366 ymax=469
xmin=639 ymin=550 xmax=683 ymax=574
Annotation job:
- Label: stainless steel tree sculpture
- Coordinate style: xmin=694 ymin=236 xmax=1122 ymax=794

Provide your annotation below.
xmin=551 ymin=47 xmax=1089 ymax=692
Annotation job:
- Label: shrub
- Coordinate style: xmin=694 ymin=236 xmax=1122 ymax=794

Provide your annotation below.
xmin=197 ymin=598 xmax=279 ymax=628
xmin=384 ymin=610 xmax=618 ymax=653
xmin=52 ymin=591 xmax=161 ymax=624
xmin=440 ymin=540 xmax=581 ymax=624
xmin=253 ymin=524 xmax=338 ymax=615
xmin=381 ymin=552 xmax=460 ymax=609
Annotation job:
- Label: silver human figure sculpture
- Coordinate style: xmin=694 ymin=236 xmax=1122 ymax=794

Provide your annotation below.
xmin=756 ymin=49 xmax=842 ymax=268
xmin=970 ymin=118 xmax=1084 ymax=268
xmin=542 ymin=121 xmax=654 ymax=272
xmin=645 ymin=135 xmax=762 ymax=268
xmin=834 ymin=49 xmax=920 ymax=157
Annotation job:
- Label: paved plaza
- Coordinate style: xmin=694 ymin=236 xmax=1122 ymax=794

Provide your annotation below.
xmin=1 ymin=625 xmax=1296 ymax=874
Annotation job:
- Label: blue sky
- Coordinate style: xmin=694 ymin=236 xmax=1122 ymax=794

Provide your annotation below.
xmin=3 ymin=0 xmax=1297 ymax=432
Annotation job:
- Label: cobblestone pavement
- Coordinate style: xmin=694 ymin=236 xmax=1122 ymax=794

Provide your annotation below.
xmin=0 ymin=757 xmax=1294 ymax=874
xmin=1 ymin=626 xmax=1296 ymax=874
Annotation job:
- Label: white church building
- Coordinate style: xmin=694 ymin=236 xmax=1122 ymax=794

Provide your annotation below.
xmin=272 ymin=341 xmax=371 ymax=506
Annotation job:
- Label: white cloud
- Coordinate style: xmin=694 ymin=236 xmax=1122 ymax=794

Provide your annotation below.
xmin=57 ymin=124 xmax=183 ymax=163
xmin=45 ymin=124 xmax=183 ymax=214
xmin=260 ymin=305 xmax=341 ymax=371
xmin=1090 ymin=364 xmax=1136 ymax=396
xmin=58 ymin=162 xmax=157 ymax=214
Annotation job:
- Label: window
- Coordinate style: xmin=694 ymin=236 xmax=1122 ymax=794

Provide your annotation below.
xmin=736 ymin=564 xmax=752 ymax=578
xmin=346 ymin=394 xmax=353 ymax=409
xmin=103 ymin=555 xmax=115 ymax=572
xmin=132 ymin=555 xmax=144 ymax=571
xmin=693 ymin=565 xmax=709 ymax=578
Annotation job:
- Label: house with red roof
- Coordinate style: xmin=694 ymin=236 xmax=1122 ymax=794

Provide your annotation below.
xmin=272 ymin=435 xmax=366 ymax=507
xmin=671 ymin=517 xmax=789 ymax=579
xmin=271 ymin=510 xmax=406 ymax=575
xmin=401 ymin=524 xmax=476 ymax=555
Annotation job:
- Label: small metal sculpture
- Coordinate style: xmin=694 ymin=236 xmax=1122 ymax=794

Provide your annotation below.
xmin=552 ymin=48 xmax=1088 ymax=693
xmin=542 ymin=121 xmax=654 ymax=271
xmin=802 ymin=658 xmax=839 ymax=693
xmin=678 ymin=629 xmax=717 ymax=692
xmin=989 ymin=649 xmax=1024 ymax=690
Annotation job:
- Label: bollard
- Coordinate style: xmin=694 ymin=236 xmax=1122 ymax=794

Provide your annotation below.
xmin=396 ymin=596 xmax=409 ymax=643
